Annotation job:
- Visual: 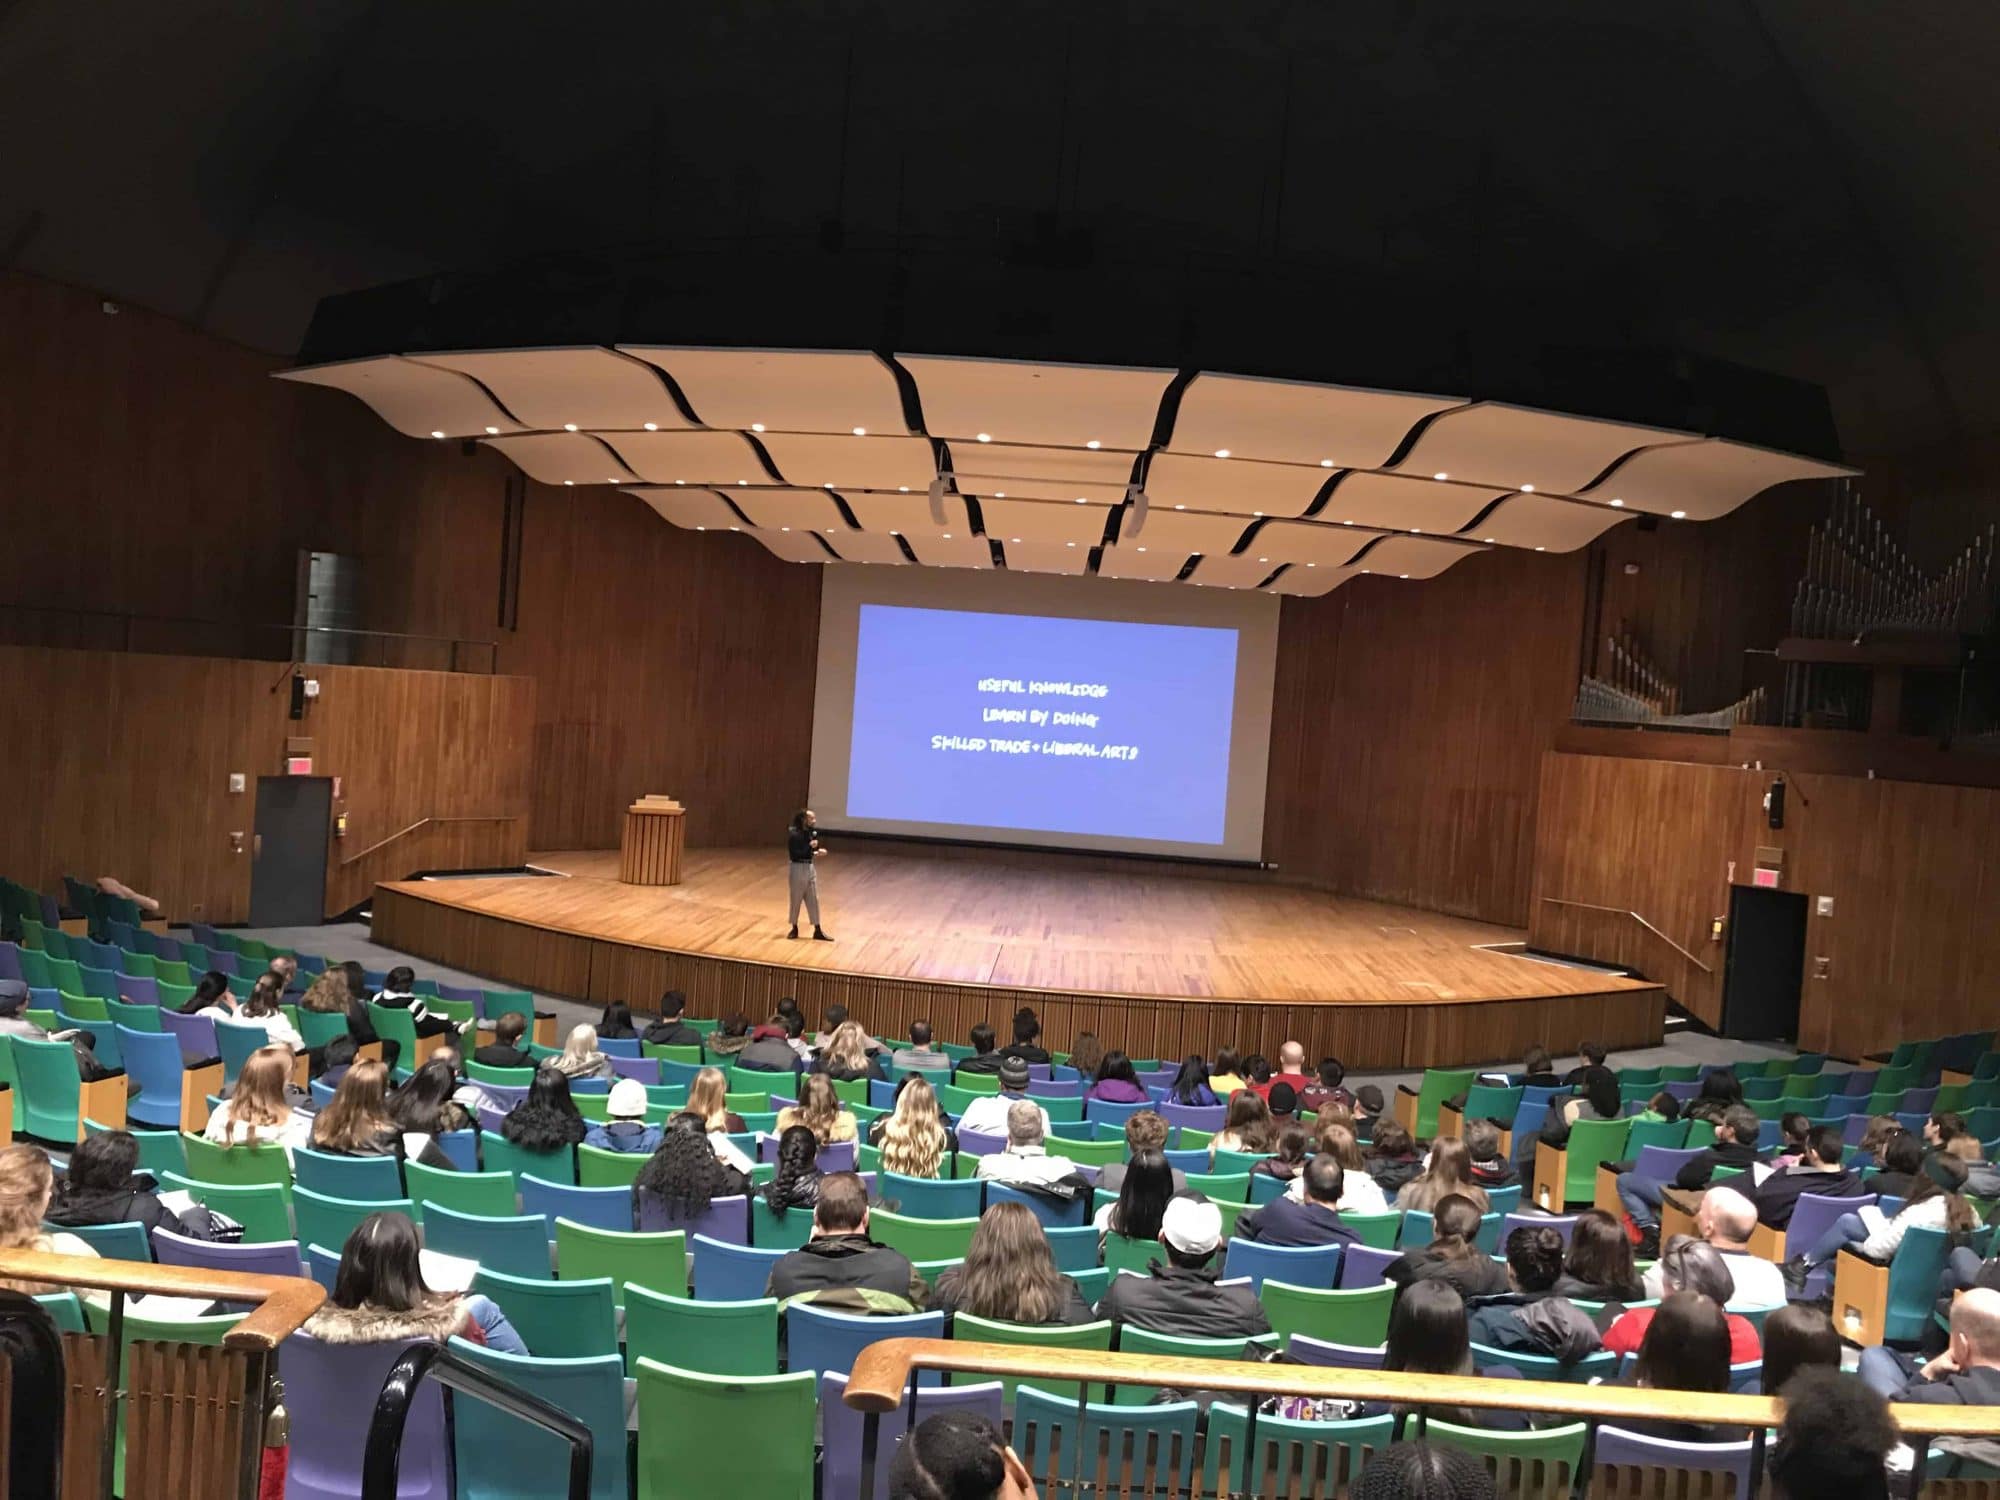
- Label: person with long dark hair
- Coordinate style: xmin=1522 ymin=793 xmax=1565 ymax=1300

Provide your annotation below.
xmin=1086 ymin=1050 xmax=1149 ymax=1104
xmin=499 ymin=1065 xmax=588 ymax=1152
xmin=1623 ymin=1289 xmax=1742 ymax=1442
xmin=1169 ymin=1056 xmax=1219 ymax=1107
xmin=1395 ymin=1138 xmax=1490 ymax=1215
xmin=1095 ymin=1147 xmax=1175 ymax=1242
xmin=929 ymin=1202 xmax=1095 ymax=1325
xmin=1209 ymin=1090 xmax=1275 ymax=1158
xmin=785 ymin=808 xmax=831 ymax=941
xmin=302 ymin=1211 xmax=525 ymax=1353
xmin=634 ymin=1113 xmax=749 ymax=1224
xmin=1384 ymin=1194 xmax=1508 ymax=1303
xmin=1552 ymin=1209 xmax=1645 ymax=1302
xmin=1760 ymin=1304 xmax=1841 ymax=1394
xmin=181 ymin=969 xmax=237 ymax=1017
xmin=761 ymin=1125 xmax=824 ymax=1219
xmin=596 ymin=1002 xmax=639 ymax=1040
xmin=388 ymin=1055 xmax=473 ymax=1137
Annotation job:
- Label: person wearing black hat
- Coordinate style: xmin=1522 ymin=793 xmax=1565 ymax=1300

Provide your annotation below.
xmin=955 ymin=1056 xmax=1050 ymax=1138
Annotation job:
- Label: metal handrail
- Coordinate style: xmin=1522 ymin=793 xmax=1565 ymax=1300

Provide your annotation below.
xmin=363 ymin=1341 xmax=593 ymax=1500
xmin=1537 ymin=895 xmax=1715 ymax=975
xmin=337 ymin=814 xmax=521 ymax=868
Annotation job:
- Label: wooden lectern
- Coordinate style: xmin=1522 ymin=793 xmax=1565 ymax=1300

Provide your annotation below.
xmin=620 ymin=795 xmax=686 ymax=885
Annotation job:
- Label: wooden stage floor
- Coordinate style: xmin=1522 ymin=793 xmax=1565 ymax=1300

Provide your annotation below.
xmin=373 ymin=848 xmax=1664 ymax=1070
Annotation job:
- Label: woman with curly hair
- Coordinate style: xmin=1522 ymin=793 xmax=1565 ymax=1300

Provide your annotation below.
xmin=635 ymin=1113 xmax=749 ymax=1226
xmin=871 ymin=1075 xmax=953 ymax=1178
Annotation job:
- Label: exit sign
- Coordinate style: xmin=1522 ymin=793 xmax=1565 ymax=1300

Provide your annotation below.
xmin=285 ymin=756 xmax=313 ymax=775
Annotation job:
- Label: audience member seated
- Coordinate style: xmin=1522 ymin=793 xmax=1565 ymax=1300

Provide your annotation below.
xmin=1867 ymin=1128 xmax=1924 ymax=1200
xmin=313 ymin=1058 xmax=416 ymax=1159
xmin=298 ymin=969 xmax=351 ymax=1015
xmin=684 ymin=1066 xmax=749 ymax=1139
xmin=388 ymin=1056 xmax=474 ymax=1139
xmin=206 ymin=1046 xmax=315 ymax=1152
xmin=1618 ymin=1103 xmax=1766 ymax=1246
xmin=372 ymin=966 xmax=458 ymax=1040
xmin=1464 ymin=1225 xmax=1602 ymax=1367
xmin=641 ymin=990 xmax=702 ymax=1049
xmin=1759 ymin=1303 xmax=1841 ymax=1394
xmin=1632 ymin=1090 xmax=1681 ymax=1127
xmin=1266 ymin=1082 xmax=1300 ymax=1129
xmin=1517 ymin=1045 xmax=1561 ymax=1090
xmin=1065 ymin=1032 xmax=1104 ymax=1080
xmin=1386 ymin=1194 xmax=1509 ymax=1303
xmin=1608 ymin=1237 xmax=1761 ymax=1362
xmin=1095 ymin=1147 xmax=1177 ymax=1239
xmin=1639 ymin=1187 xmax=1787 ymax=1308
xmin=819 ymin=1019 xmax=889 ymax=1083
xmin=1618 ymin=1289 xmax=1742 ymax=1443
xmin=1767 ymin=1368 xmax=1899 ymax=1500
xmin=235 ymin=973 xmax=304 ymax=1052
xmin=886 ymin=1411 xmax=1036 ymax=1500
xmin=811 ymin=1005 xmax=882 ymax=1054
xmin=1769 ymin=1111 xmax=1812 ymax=1169
xmin=1396 ymin=1138 xmax=1492 ymax=1215
xmin=1354 ymin=1442 xmax=1495 ymax=1500
xmin=870 ymin=1076 xmax=954 ymax=1179
xmin=45 ymin=1130 xmax=212 ymax=1245
xmin=1167 ymin=1055 xmax=1220 ymax=1107
xmin=635 ymin=1113 xmax=751 ymax=1222
xmin=1095 ymin=1198 xmax=1271 ymax=1338
xmin=775 ymin=1070 xmax=859 ymax=1146
xmin=1251 ymin=1125 xmax=1310 ymax=1186
xmin=589 ymin=1002 xmax=636 ymax=1041
xmin=1857 ymin=1286 xmax=2000 ymax=1408
xmin=738 ymin=1013 xmax=807 ymax=1073
xmin=582 ymin=1077 xmax=662 ymax=1155
xmin=957 ymin=1058 xmax=1050 ymax=1138
xmin=1947 ymin=1134 xmax=2000 ymax=1198
xmin=1235 ymin=1154 xmax=1358 ymax=1248
xmin=1538 ymin=1066 xmax=1623 ymax=1146
xmin=1925 ymin=1109 xmax=1967 ymax=1156
xmin=1296 ymin=1056 xmax=1353 ymax=1116
xmin=929 ymin=1201 xmax=1097 ymax=1325
xmin=303 ymin=1211 xmax=525 ymax=1354
xmin=1550 ymin=1209 xmax=1645 ymax=1303
xmin=975 ymin=1102 xmax=1081 ymax=1189
xmin=182 ymin=970 xmax=238 ymax=1018
xmin=0 ymin=1146 xmax=100 ymax=1294
xmin=497 ymin=1065 xmax=590 ymax=1153
xmin=1754 ymin=1123 xmax=1866 ymax=1228
xmin=550 ymin=1023 xmax=615 ymax=1082
xmin=1270 ymin=1041 xmax=1312 ymax=1095
xmin=1561 ymin=1039 xmax=1610 ymax=1085
xmin=1085 ymin=1050 xmax=1149 ymax=1104
xmin=704 ymin=1011 xmax=753 ymax=1060
xmin=1206 ymin=1047 xmax=1247 ymax=1098
xmin=954 ymin=1022 xmax=1006 ymax=1077
xmin=1856 ymin=1114 xmax=1904 ymax=1169
xmin=1098 ymin=1111 xmax=1187 ymax=1195
xmin=1463 ymin=1120 xmax=1519 ymax=1192
xmin=760 ymin=1124 xmax=823 ymax=1219
xmin=889 ymin=1019 xmax=951 ymax=1074
xmin=1364 ymin=1121 xmax=1424 ymax=1197
xmin=1299 ymin=1120 xmax=1391 ymax=1215
xmin=1208 ymin=1090 xmax=1276 ymax=1159
xmin=1686 ymin=1068 xmax=1745 ymax=1123
xmin=472 ymin=1012 xmax=535 ymax=1070
xmin=766 ymin=1171 xmax=926 ymax=1312
xmin=1243 ymin=1056 xmax=1275 ymax=1099
xmin=1352 ymin=1085 xmax=1385 ymax=1136
xmin=997 ymin=1007 xmax=1049 ymax=1066
xmin=1789 ymin=1153 xmax=1975 ymax=1290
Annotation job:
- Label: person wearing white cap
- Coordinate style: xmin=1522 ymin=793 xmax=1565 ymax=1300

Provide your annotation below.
xmin=582 ymin=1078 xmax=662 ymax=1155
xmin=1094 ymin=1196 xmax=1272 ymax=1338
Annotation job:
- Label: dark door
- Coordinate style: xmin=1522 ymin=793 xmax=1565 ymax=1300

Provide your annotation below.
xmin=1721 ymin=884 xmax=1807 ymax=1042
xmin=250 ymin=777 xmax=332 ymax=927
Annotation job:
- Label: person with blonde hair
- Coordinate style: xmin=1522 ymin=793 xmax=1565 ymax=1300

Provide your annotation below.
xmin=1395 ymin=1138 xmax=1491 ymax=1215
xmin=0 ymin=1145 xmax=100 ymax=1293
xmin=776 ymin=1071 xmax=858 ymax=1145
xmin=1208 ymin=1089 xmax=1275 ymax=1159
xmin=929 ymin=1201 xmax=1096 ymax=1324
xmin=1293 ymin=1119 xmax=1390 ymax=1214
xmin=551 ymin=1023 xmax=615 ymax=1081
xmin=205 ymin=1045 xmax=313 ymax=1151
xmin=817 ymin=1020 xmax=887 ymax=1083
xmin=872 ymin=1075 xmax=954 ymax=1178
xmin=298 ymin=968 xmax=353 ymax=1015
xmin=234 ymin=972 xmax=304 ymax=1052
xmin=685 ymin=1067 xmax=748 ymax=1135
xmin=311 ymin=1058 xmax=401 ymax=1156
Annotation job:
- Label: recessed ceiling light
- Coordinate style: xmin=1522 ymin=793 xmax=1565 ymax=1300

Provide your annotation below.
xmin=751 ymin=423 xmax=765 ymax=432
xmin=781 ymin=526 xmax=791 ymax=532
xmin=898 ymin=486 xmax=909 ymax=493
xmin=1011 ymin=536 xmax=1021 ymax=542
xmin=1483 ymin=537 xmax=1495 ymax=543
xmin=943 ymin=533 xmax=952 ymax=540
xmin=1174 ymin=504 xmax=1186 ymax=510
xmin=563 ymin=479 xmax=573 ymax=486
xmin=975 ymin=433 xmax=991 ymax=443
xmin=674 ymin=479 xmax=685 ymax=485
xmin=1410 ymin=528 xmax=1421 ymax=534
xmin=1671 ymin=510 xmax=1687 ymax=519
xmin=1086 ymin=440 xmax=1101 ymax=450
xmin=563 ymin=423 xmax=579 ymax=433
xmin=1521 ymin=484 xmax=1536 ymax=493
xmin=484 ymin=425 xmax=499 ymax=435
xmin=1341 ymin=520 xmax=1353 ymax=526
xmin=1360 ymin=568 xmax=1370 ymax=574
xmin=607 ymin=477 xmax=620 ymax=483
xmin=1257 ymin=556 xmax=1268 ymax=563
xmin=1306 ymin=562 xmax=1316 ymax=568
xmin=852 ymin=427 xmax=866 ymax=437
xmin=737 ymin=480 xmax=747 ymax=486
xmin=1066 ymin=541 xmax=1076 ymax=548
xmin=1609 ymin=498 xmax=1624 ymax=507
xmin=823 ymin=482 xmax=835 ymax=489
xmin=890 ymin=529 xmax=900 ymax=535
xmin=1320 ymin=459 xmax=1334 ymax=468
xmin=995 ymin=492 xmax=1006 ymax=499
xmin=730 ymin=526 xmax=739 ymax=531
xmin=1136 ymin=546 xmax=1147 ymax=552
xmin=431 ymin=430 xmax=446 ymax=439
xmin=1535 ymin=546 xmax=1546 ymax=552
xmin=1433 ymin=471 xmax=1448 ymax=481
xmin=696 ymin=525 xmax=705 ymax=531
xmin=1400 ymin=573 xmax=1410 ymax=579
xmin=643 ymin=421 xmax=659 ymax=431
xmin=1214 ymin=449 xmax=1231 ymax=459
xmin=1074 ymin=497 xmax=1087 ymax=504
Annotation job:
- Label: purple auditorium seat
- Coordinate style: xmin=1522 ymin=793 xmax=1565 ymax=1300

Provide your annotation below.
xmin=283 ymin=1332 xmax=451 ymax=1499
xmin=636 ymin=1191 xmax=750 ymax=1247
xmin=956 ymin=1128 xmax=1006 ymax=1158
xmin=1500 ymin=1212 xmax=1579 ymax=1249
xmin=819 ymin=1373 xmax=1005 ymax=1500
xmin=1337 ymin=1244 xmax=1401 ymax=1289
xmin=606 ymin=1055 xmax=660 ymax=1085
xmin=1160 ymin=1102 xmax=1228 ymax=1133
xmin=1286 ymin=1335 xmax=1387 ymax=1369
xmin=0 ymin=945 xmax=21 ymax=984
xmin=151 ymin=1227 xmax=305 ymax=1280
xmin=157 ymin=1007 xmax=218 ymax=1060
xmin=1595 ymin=1427 xmax=1753 ymax=1493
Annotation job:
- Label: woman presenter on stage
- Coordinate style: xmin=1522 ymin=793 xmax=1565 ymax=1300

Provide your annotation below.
xmin=786 ymin=809 xmax=832 ymax=941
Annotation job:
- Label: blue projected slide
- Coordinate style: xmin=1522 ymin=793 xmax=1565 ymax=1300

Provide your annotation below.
xmin=845 ymin=604 xmax=1240 ymax=845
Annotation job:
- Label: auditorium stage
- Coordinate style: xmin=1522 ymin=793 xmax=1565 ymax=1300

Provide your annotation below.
xmin=372 ymin=848 xmax=1664 ymax=1070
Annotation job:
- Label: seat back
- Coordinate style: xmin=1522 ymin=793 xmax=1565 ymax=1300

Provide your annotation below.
xmin=293 ymin=1186 xmax=413 ymax=1254
xmin=820 ymin=1372 xmax=1006 ymax=1500
xmin=1259 ymin=1280 xmax=1394 ymax=1347
xmin=291 ymin=1147 xmax=403 ymax=1202
xmin=1221 ymin=1239 xmax=1344 ymax=1292
xmin=1286 ymin=1335 xmax=1388 ymax=1368
xmin=1785 ymin=1190 xmax=1878 ymax=1261
xmin=984 ymin=1180 xmax=1088 ymax=1229
xmin=151 ymin=1226 xmax=304 ymax=1279
xmin=1423 ymin=1418 xmax=1587 ymax=1494
xmin=1886 ymin=1224 xmax=1954 ymax=1342
xmin=1404 ymin=1068 xmax=1479 ymax=1138
xmin=784 ymin=1303 xmax=945 ymax=1381
xmin=471 ymin=1265 xmax=619 ymax=1356
xmin=634 ymin=1358 xmax=816 ymax=1498
xmin=876 ymin=1172 xmax=982 ymax=1219
xmin=634 ymin=1189 xmax=750 ymax=1246
xmin=480 ymin=1129 xmax=578 ymax=1186
xmin=448 ymin=1339 xmax=630 ymax=1500
xmin=1624 ymin=1117 xmax=1690 ymax=1155
xmin=1471 ymin=1342 xmax=1619 ymax=1382
xmin=179 ymin=1132 xmax=291 ymax=1191
xmin=405 ymin=1159 xmax=517 ymax=1218
xmin=156 ymin=1007 xmax=218 ymax=1060
xmin=1594 ymin=1424 xmax=1754 ymax=1493
xmin=1337 ymin=1243 xmax=1401 ymax=1289
xmin=520 ymin=1173 xmax=633 ymax=1234
xmin=283 ymin=1332 xmax=450 ymax=1500
xmin=1562 ymin=1117 xmax=1632 ymax=1203
xmin=10 ymin=1035 xmax=84 ymax=1139
xmin=870 ymin=1209 xmax=977 ymax=1262
xmin=1103 ymin=1233 xmax=1167 ymax=1277
xmin=57 ymin=1219 xmax=153 ymax=1262
xmin=423 ymin=1200 xmax=551 ymax=1277
xmin=690 ymin=1235 xmax=789 ymax=1301
xmin=1201 ymin=1407 xmax=1391 ymax=1498
xmin=624 ymin=1285 xmax=778 ymax=1376
xmin=554 ymin=1220 xmax=686 ymax=1303
xmin=1013 ymin=1385 xmax=1199 ymax=1494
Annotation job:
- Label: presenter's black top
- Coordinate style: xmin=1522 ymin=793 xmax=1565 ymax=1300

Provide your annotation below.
xmin=787 ymin=827 xmax=819 ymax=864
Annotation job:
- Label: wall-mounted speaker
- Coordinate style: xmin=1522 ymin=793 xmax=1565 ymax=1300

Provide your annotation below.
xmin=1764 ymin=778 xmax=1786 ymax=830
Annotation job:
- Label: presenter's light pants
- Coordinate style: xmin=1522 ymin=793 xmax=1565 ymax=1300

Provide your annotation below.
xmin=788 ymin=861 xmax=821 ymax=926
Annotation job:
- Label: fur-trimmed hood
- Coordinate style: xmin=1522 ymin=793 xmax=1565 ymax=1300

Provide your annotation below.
xmin=304 ymin=1297 xmax=469 ymax=1345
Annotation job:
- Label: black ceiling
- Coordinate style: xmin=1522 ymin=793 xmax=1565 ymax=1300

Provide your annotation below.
xmin=7 ymin=1 xmax=1997 ymax=457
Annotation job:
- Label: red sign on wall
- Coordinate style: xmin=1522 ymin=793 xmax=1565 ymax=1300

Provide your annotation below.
xmin=286 ymin=756 xmax=313 ymax=776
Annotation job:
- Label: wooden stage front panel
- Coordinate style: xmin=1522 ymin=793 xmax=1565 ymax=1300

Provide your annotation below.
xmin=373 ymin=849 xmax=1663 ymax=1070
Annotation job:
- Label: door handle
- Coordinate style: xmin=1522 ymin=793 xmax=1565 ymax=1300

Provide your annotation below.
xmin=252 ymin=834 xmax=263 ymax=860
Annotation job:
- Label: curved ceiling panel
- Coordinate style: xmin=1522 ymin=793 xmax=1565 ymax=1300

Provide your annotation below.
xmin=1469 ymin=494 xmax=1631 ymax=551
xmin=275 ymin=356 xmax=525 ymax=439
xmin=1001 ymin=539 xmax=1092 ymax=575
xmin=1169 ymin=373 xmax=1464 ymax=468
xmin=747 ymin=528 xmax=837 ymax=564
xmin=621 ymin=347 xmax=909 ymax=435
xmin=732 ymin=487 xmax=849 ymax=531
xmin=601 ymin=429 xmax=771 ymax=486
xmin=978 ymin=497 xmax=1113 ymax=547
xmin=756 ymin=432 xmax=936 ymax=491
xmin=819 ymin=530 xmax=910 ymax=564
xmin=898 ymin=354 xmax=1174 ymax=449
xmin=1318 ymin=472 xmax=1511 ymax=534
xmin=1189 ymin=553 xmax=1277 ymax=589
xmin=904 ymin=531 xmax=994 ymax=568
xmin=481 ymin=432 xmax=638 ymax=486
xmin=1580 ymin=439 xmax=1858 ymax=520
xmin=624 ymin=486 xmax=743 ymax=530
xmin=958 ymin=478 xmax=1129 ymax=505
xmin=1142 ymin=453 xmax=1331 ymax=519
xmin=841 ymin=490 xmax=969 ymax=535
xmin=413 ymin=348 xmax=685 ymax=431
xmin=1269 ymin=564 xmax=1361 ymax=596
xmin=1241 ymin=520 xmax=1373 ymax=568
xmin=1097 ymin=544 xmax=1192 ymax=582
xmin=1117 ymin=508 xmax=1255 ymax=554
xmin=1348 ymin=534 xmax=1484 ymax=579
xmin=1392 ymin=402 xmax=1697 ymax=495
xmin=950 ymin=441 xmax=1137 ymax=486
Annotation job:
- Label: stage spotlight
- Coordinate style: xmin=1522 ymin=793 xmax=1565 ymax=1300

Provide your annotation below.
xmin=928 ymin=473 xmax=948 ymax=527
